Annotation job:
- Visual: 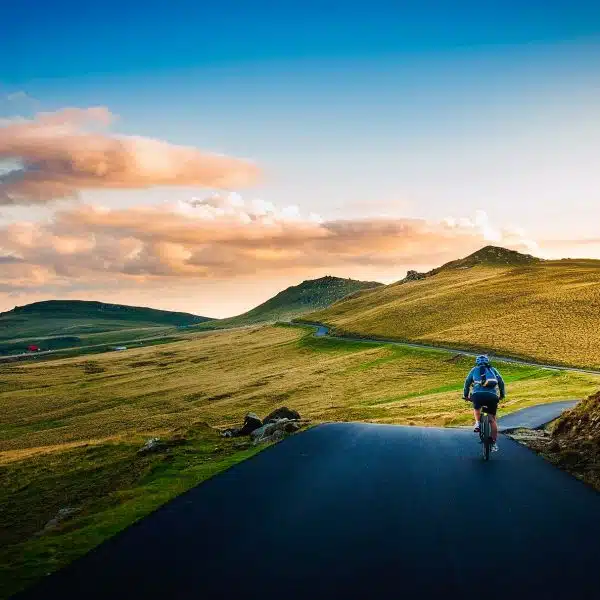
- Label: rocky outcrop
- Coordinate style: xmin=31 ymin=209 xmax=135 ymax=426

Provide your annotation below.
xmin=221 ymin=412 xmax=264 ymax=438
xmin=238 ymin=413 xmax=263 ymax=435
xmin=264 ymin=407 xmax=301 ymax=424
xmin=403 ymin=270 xmax=427 ymax=282
xmin=35 ymin=507 xmax=80 ymax=536
xmin=507 ymin=390 xmax=600 ymax=492
xmin=137 ymin=435 xmax=187 ymax=454
xmin=138 ymin=437 xmax=164 ymax=454
xmin=221 ymin=407 xmax=305 ymax=444
xmin=250 ymin=418 xmax=300 ymax=445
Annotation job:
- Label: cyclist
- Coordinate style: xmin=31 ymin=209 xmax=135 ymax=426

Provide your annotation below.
xmin=462 ymin=355 xmax=505 ymax=452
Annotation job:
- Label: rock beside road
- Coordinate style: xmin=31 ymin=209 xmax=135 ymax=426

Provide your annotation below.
xmin=264 ymin=406 xmax=301 ymax=424
xmin=221 ymin=412 xmax=264 ymax=438
xmin=238 ymin=413 xmax=263 ymax=435
xmin=220 ymin=407 xmax=306 ymax=444
xmin=250 ymin=418 xmax=302 ymax=445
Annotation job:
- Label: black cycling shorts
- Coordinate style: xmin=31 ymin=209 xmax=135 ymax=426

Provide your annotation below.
xmin=471 ymin=392 xmax=499 ymax=416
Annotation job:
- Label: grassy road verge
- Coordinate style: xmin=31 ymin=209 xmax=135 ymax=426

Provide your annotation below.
xmin=0 ymin=426 xmax=261 ymax=599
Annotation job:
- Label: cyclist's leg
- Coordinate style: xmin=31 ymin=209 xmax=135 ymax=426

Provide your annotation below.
xmin=489 ymin=415 xmax=498 ymax=442
xmin=471 ymin=393 xmax=484 ymax=430
xmin=486 ymin=398 xmax=499 ymax=442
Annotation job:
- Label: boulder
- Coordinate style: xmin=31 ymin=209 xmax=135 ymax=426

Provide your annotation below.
xmin=284 ymin=421 xmax=300 ymax=433
xmin=250 ymin=423 xmax=271 ymax=441
xmin=221 ymin=413 xmax=262 ymax=438
xmin=263 ymin=407 xmax=301 ymax=424
xmin=37 ymin=507 xmax=80 ymax=536
xmin=238 ymin=412 xmax=263 ymax=435
xmin=253 ymin=428 xmax=286 ymax=446
xmin=250 ymin=418 xmax=300 ymax=442
xmin=271 ymin=429 xmax=285 ymax=442
xmin=138 ymin=435 xmax=187 ymax=451
xmin=138 ymin=437 xmax=164 ymax=454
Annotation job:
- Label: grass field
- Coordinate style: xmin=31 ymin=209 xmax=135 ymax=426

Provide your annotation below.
xmin=2 ymin=324 xmax=599 ymax=597
xmin=0 ymin=300 xmax=210 ymax=356
xmin=306 ymin=259 xmax=600 ymax=369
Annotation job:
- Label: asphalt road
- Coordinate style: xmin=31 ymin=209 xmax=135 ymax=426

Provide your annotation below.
xmin=497 ymin=400 xmax=579 ymax=431
xmin=19 ymin=423 xmax=600 ymax=600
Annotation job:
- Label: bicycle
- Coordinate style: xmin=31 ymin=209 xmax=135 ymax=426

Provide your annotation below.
xmin=479 ymin=404 xmax=493 ymax=461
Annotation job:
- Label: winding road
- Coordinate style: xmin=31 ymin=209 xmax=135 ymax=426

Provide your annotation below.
xmin=18 ymin=423 xmax=600 ymax=600
xmin=497 ymin=400 xmax=579 ymax=431
xmin=308 ymin=322 xmax=600 ymax=375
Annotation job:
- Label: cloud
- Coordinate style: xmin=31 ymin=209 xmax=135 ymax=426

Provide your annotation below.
xmin=533 ymin=237 xmax=600 ymax=260
xmin=0 ymin=194 xmax=538 ymax=297
xmin=0 ymin=107 xmax=260 ymax=204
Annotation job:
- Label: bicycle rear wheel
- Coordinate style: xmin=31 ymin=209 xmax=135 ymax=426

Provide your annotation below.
xmin=481 ymin=414 xmax=491 ymax=461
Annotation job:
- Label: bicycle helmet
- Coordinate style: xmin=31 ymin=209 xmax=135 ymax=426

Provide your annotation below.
xmin=475 ymin=354 xmax=490 ymax=366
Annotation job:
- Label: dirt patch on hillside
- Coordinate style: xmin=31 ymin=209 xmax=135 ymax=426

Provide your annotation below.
xmin=445 ymin=354 xmax=465 ymax=364
xmin=507 ymin=390 xmax=600 ymax=492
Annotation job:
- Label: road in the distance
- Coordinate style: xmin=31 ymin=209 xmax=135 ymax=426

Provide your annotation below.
xmin=19 ymin=423 xmax=600 ymax=600
xmin=497 ymin=400 xmax=579 ymax=431
xmin=307 ymin=322 xmax=600 ymax=375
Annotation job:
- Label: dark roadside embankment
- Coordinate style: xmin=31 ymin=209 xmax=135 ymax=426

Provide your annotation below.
xmin=507 ymin=390 xmax=600 ymax=492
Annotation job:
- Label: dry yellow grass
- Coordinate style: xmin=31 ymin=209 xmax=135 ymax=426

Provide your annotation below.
xmin=307 ymin=260 xmax=600 ymax=368
xmin=3 ymin=324 xmax=599 ymax=461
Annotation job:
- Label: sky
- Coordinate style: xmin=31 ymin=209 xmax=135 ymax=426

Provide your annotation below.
xmin=1 ymin=0 xmax=599 ymax=317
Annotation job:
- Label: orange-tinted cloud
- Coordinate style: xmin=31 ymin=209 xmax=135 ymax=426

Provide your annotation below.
xmin=0 ymin=195 xmax=538 ymax=296
xmin=0 ymin=108 xmax=260 ymax=204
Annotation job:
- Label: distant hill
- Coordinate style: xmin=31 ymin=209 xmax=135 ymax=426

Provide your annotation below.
xmin=198 ymin=276 xmax=383 ymax=329
xmin=0 ymin=300 xmax=211 ymax=354
xmin=432 ymin=245 xmax=542 ymax=273
xmin=396 ymin=246 xmax=542 ymax=282
xmin=303 ymin=246 xmax=600 ymax=369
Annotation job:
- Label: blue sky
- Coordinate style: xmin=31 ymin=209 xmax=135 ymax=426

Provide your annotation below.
xmin=1 ymin=1 xmax=600 ymax=315
xmin=3 ymin=0 xmax=600 ymax=81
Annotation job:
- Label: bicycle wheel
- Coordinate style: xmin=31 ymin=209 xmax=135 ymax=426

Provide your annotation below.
xmin=481 ymin=414 xmax=491 ymax=461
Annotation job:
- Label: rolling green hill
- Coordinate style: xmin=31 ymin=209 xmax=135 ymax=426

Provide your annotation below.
xmin=303 ymin=246 xmax=600 ymax=369
xmin=0 ymin=300 xmax=211 ymax=354
xmin=196 ymin=275 xmax=383 ymax=329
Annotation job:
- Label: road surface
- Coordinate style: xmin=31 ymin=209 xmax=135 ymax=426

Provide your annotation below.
xmin=18 ymin=423 xmax=600 ymax=600
xmin=497 ymin=400 xmax=578 ymax=431
xmin=307 ymin=322 xmax=600 ymax=375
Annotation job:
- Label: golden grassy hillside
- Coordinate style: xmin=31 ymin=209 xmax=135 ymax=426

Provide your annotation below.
xmin=4 ymin=324 xmax=600 ymax=461
xmin=306 ymin=258 xmax=600 ymax=368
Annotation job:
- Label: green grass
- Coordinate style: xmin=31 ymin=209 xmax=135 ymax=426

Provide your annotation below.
xmin=0 ymin=425 xmax=261 ymax=599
